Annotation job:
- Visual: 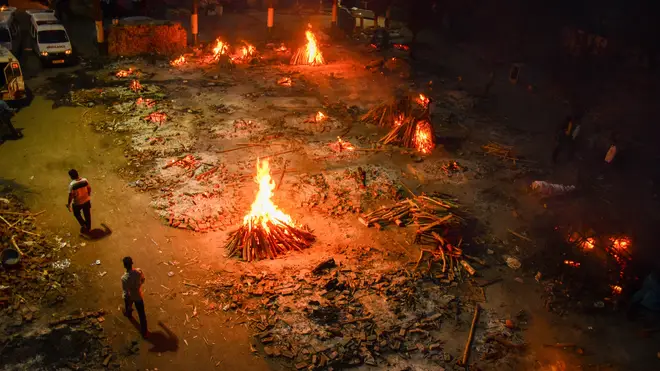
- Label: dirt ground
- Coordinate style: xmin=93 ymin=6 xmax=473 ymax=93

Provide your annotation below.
xmin=1 ymin=6 xmax=660 ymax=371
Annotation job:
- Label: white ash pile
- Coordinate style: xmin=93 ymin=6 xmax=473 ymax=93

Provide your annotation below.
xmin=208 ymin=118 xmax=268 ymax=140
xmin=289 ymin=165 xmax=401 ymax=217
xmin=410 ymin=159 xmax=472 ymax=184
xmin=144 ymin=154 xmax=246 ymax=231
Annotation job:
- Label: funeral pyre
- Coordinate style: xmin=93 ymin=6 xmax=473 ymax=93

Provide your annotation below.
xmin=361 ymin=93 xmax=436 ymax=154
xmin=291 ymin=29 xmax=325 ymax=66
xmin=225 ymin=159 xmax=315 ymax=261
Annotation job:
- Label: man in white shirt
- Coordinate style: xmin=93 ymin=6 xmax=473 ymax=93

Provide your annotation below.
xmin=122 ymin=256 xmax=148 ymax=338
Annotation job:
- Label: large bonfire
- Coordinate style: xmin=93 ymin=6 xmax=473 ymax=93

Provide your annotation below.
xmin=291 ymin=28 xmax=325 ymax=66
xmin=225 ymin=159 xmax=315 ymax=261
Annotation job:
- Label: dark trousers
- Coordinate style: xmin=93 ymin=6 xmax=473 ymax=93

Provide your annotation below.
xmin=72 ymin=201 xmax=91 ymax=230
xmin=0 ymin=114 xmax=20 ymax=140
xmin=125 ymin=298 xmax=148 ymax=335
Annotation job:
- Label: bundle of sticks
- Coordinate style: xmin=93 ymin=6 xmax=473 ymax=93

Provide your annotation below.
xmin=360 ymin=93 xmax=427 ymax=128
xmin=358 ymin=194 xmax=459 ymax=234
xmin=482 ymin=142 xmax=518 ymax=164
xmin=225 ymin=219 xmax=316 ymax=262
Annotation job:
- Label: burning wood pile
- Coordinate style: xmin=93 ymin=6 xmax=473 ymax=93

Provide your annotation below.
xmin=225 ymin=159 xmax=315 ymax=261
xmin=328 ymin=137 xmax=356 ymax=153
xmin=291 ymin=29 xmax=325 ymax=66
xmin=145 ymin=111 xmax=167 ymax=124
xmin=170 ymin=55 xmax=186 ymax=66
xmin=129 ymin=79 xmax=142 ymax=92
xmin=361 ymin=93 xmax=436 ymax=154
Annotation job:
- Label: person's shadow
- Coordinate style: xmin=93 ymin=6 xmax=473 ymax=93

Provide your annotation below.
xmin=80 ymin=223 xmax=112 ymax=241
xmin=129 ymin=319 xmax=179 ymax=353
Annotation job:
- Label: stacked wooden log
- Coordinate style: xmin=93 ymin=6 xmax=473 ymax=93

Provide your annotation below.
xmin=379 ymin=117 xmax=435 ymax=155
xmin=358 ymin=194 xmax=459 ymax=232
xmin=359 ymin=194 xmax=482 ymax=278
xmin=225 ymin=219 xmax=316 ymax=262
xmin=360 ymin=93 xmax=426 ymax=128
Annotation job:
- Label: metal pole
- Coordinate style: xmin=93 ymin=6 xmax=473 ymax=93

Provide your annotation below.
xmin=331 ymin=0 xmax=337 ymax=28
xmin=93 ymin=0 xmax=104 ymax=53
xmin=192 ymin=0 xmax=199 ymax=45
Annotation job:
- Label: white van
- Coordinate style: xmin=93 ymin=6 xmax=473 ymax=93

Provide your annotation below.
xmin=27 ymin=9 xmax=74 ymax=65
xmin=0 ymin=7 xmax=21 ymax=55
xmin=0 ymin=45 xmax=25 ymax=101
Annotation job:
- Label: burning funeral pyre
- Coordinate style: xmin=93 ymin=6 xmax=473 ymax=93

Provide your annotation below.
xmin=225 ymin=159 xmax=315 ymax=261
xmin=170 ymin=55 xmax=186 ymax=67
xmin=362 ymin=93 xmax=436 ymax=154
xmin=291 ymin=29 xmax=325 ymax=66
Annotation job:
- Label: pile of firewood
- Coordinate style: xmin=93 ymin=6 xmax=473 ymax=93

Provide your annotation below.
xmin=359 ymin=194 xmax=459 ymax=234
xmin=225 ymin=219 xmax=316 ymax=262
xmin=359 ymin=194 xmax=483 ymax=279
xmin=379 ymin=117 xmax=435 ymax=153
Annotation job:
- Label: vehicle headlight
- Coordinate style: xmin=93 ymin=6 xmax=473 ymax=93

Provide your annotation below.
xmin=65 ymin=49 xmax=72 ymax=55
xmin=40 ymin=51 xmax=48 ymax=56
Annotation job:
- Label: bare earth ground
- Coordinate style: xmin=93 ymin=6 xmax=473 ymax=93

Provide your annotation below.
xmin=1 ymin=8 xmax=660 ymax=371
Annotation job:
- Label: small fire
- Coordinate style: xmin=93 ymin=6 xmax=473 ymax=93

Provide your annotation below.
xmin=416 ymin=94 xmax=430 ymax=109
xmin=136 ymin=97 xmax=155 ymax=108
xmin=116 ymin=68 xmax=134 ymax=78
xmin=315 ymin=111 xmax=326 ymax=122
xmin=394 ymin=114 xmax=405 ymax=127
xmin=611 ymin=285 xmax=623 ymax=295
xmin=277 ymin=77 xmax=292 ymax=87
xmin=291 ymin=30 xmax=325 ymax=66
xmin=145 ymin=112 xmax=167 ymax=124
xmin=212 ymin=38 xmax=230 ymax=60
xmin=130 ymin=80 xmax=142 ymax=92
xmin=170 ymin=55 xmax=186 ymax=66
xmin=563 ymin=260 xmax=581 ymax=268
xmin=275 ymin=43 xmax=288 ymax=52
xmin=413 ymin=120 xmax=435 ymax=154
xmin=393 ymin=43 xmax=410 ymax=51
xmin=329 ymin=137 xmax=356 ymax=153
xmin=610 ymin=237 xmax=631 ymax=252
xmin=568 ymin=233 xmax=595 ymax=250
xmin=231 ymin=42 xmax=257 ymax=63
xmin=582 ymin=237 xmax=595 ymax=250
xmin=244 ymin=159 xmax=294 ymax=229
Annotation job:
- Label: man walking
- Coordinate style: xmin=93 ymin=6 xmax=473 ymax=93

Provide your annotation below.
xmin=122 ymin=256 xmax=148 ymax=338
xmin=66 ymin=169 xmax=92 ymax=234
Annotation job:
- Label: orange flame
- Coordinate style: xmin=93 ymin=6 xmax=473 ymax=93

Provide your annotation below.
xmin=416 ymin=94 xmax=430 ymax=109
xmin=231 ymin=42 xmax=257 ymax=63
xmin=116 ymin=68 xmax=133 ymax=78
xmin=277 ymin=77 xmax=292 ymax=86
xmin=170 ymin=55 xmax=186 ymax=66
xmin=243 ymin=159 xmax=294 ymax=230
xmin=413 ymin=120 xmax=435 ymax=154
xmin=610 ymin=237 xmax=631 ymax=252
xmin=129 ymin=80 xmax=142 ymax=92
xmin=275 ymin=43 xmax=288 ymax=52
xmin=304 ymin=30 xmax=324 ymax=65
xmin=315 ymin=111 xmax=326 ymax=122
xmin=611 ymin=285 xmax=623 ymax=295
xmin=329 ymin=137 xmax=356 ymax=152
xmin=394 ymin=114 xmax=405 ymax=127
xmin=563 ymin=260 xmax=581 ymax=268
xmin=212 ymin=39 xmax=230 ymax=60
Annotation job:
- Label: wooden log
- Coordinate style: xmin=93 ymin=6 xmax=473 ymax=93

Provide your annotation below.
xmin=459 ymin=259 xmax=476 ymax=276
xmin=461 ymin=304 xmax=480 ymax=366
